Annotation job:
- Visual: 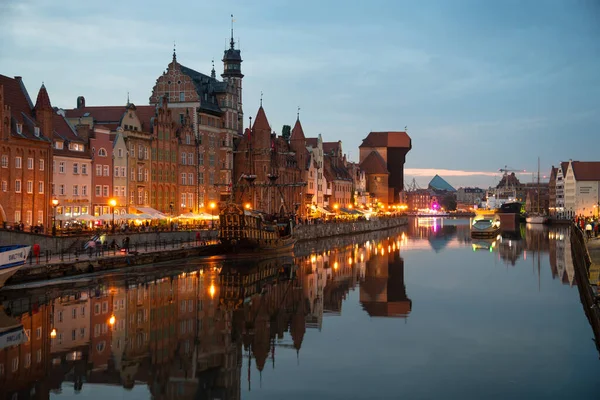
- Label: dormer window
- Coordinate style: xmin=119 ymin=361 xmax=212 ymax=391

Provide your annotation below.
xmin=34 ymin=127 xmax=40 ymax=137
xmin=16 ymin=124 xmax=22 ymax=134
xmin=55 ymin=141 xmax=64 ymax=150
xmin=68 ymin=142 xmax=84 ymax=152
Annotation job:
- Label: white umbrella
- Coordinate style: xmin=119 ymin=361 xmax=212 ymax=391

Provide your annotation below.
xmin=75 ymin=214 xmax=95 ymax=221
xmin=56 ymin=214 xmax=73 ymax=221
xmin=96 ymin=214 xmax=114 ymax=221
xmin=177 ymin=212 xmax=202 ymax=219
xmin=135 ymin=213 xmax=153 ymax=219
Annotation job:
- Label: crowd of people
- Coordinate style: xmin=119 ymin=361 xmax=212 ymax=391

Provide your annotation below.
xmin=575 ymin=216 xmax=599 ymax=239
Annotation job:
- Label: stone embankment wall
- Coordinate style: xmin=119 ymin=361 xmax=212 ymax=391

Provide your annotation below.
xmin=294 ymin=217 xmax=408 ymax=242
xmin=0 ymin=229 xmax=218 ymax=252
xmin=570 ymin=224 xmax=600 ymax=356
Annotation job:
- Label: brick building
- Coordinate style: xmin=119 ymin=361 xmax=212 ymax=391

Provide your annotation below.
xmin=233 ymin=106 xmax=303 ymax=215
xmin=0 ymin=75 xmax=53 ymax=229
xmin=359 ymin=131 xmax=412 ymax=205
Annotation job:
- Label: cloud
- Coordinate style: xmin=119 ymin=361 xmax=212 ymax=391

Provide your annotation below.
xmin=405 ymin=168 xmax=530 ymax=178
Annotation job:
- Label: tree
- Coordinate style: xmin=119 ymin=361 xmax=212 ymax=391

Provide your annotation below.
xmin=440 ymin=193 xmax=457 ymax=211
xmin=282 ymin=125 xmax=291 ymax=141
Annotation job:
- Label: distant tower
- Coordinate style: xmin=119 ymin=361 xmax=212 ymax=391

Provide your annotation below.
xmin=222 ymin=14 xmax=244 ymax=135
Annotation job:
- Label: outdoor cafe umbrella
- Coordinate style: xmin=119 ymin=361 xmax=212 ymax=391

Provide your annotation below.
xmin=177 ymin=212 xmax=203 ymax=220
xmin=74 ymin=214 xmax=96 ymax=221
xmin=55 ymin=214 xmax=73 ymax=221
xmin=96 ymin=214 xmax=114 ymax=221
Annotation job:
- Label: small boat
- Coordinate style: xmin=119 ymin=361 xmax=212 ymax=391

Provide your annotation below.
xmin=526 ymin=214 xmax=548 ymax=224
xmin=0 ymin=306 xmax=29 ymax=350
xmin=471 ymin=215 xmax=501 ymax=238
xmin=0 ymin=245 xmax=31 ymax=288
xmin=218 ymin=203 xmax=296 ymax=254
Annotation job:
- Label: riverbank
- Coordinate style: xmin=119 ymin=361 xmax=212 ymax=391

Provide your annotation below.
xmin=571 ymin=225 xmax=600 ymax=356
xmin=5 ymin=217 xmax=408 ymax=285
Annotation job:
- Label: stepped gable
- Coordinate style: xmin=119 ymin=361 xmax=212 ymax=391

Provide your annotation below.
xmin=360 ymin=131 xmax=411 ymax=149
xmin=179 ymin=64 xmax=226 ymax=115
xmin=571 ymin=161 xmax=600 ymax=181
xmin=359 ymin=151 xmax=389 ymax=175
xmin=428 ymin=174 xmax=456 ymax=192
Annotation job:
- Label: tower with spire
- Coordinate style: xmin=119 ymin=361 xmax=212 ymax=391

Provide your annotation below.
xmin=222 ymin=14 xmax=244 ymax=135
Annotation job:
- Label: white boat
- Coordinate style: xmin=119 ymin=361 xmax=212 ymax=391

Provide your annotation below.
xmin=471 ymin=215 xmax=501 ymax=238
xmin=0 ymin=245 xmax=31 ymax=288
xmin=0 ymin=306 xmax=29 ymax=350
xmin=526 ymin=215 xmax=548 ymax=224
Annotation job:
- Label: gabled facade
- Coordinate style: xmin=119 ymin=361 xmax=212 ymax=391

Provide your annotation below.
xmin=289 ymin=117 xmax=310 ymax=218
xmin=89 ymin=125 xmax=113 ymax=216
xmin=323 ymin=153 xmax=353 ymax=209
xmin=52 ymin=112 xmax=92 ymax=219
xmin=0 ymin=75 xmax=53 ymax=229
xmin=306 ymin=135 xmax=324 ymax=207
xmin=564 ymin=160 xmax=600 ymax=217
xmin=112 ymin=132 xmax=128 ymax=214
xmin=178 ymin=109 xmax=198 ymax=212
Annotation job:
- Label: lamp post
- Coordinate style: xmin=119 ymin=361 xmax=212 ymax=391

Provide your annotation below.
xmin=51 ymin=198 xmax=59 ymax=236
xmin=209 ymin=202 xmax=216 ymax=230
xmin=109 ymin=199 xmax=117 ymax=233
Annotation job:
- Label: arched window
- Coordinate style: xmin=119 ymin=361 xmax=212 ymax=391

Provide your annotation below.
xmin=98 ymin=148 xmax=107 ymax=157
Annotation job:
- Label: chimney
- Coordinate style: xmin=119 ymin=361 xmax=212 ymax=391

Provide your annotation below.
xmin=77 ymin=96 xmax=86 ymax=109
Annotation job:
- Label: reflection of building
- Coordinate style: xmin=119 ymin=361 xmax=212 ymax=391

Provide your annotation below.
xmin=360 ymin=238 xmax=411 ymax=317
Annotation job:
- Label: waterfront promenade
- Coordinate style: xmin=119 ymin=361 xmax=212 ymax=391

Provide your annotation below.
xmin=4 ymin=216 xmax=408 ymax=285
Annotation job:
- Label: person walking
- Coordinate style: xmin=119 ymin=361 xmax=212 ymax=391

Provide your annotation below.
xmin=585 ymin=222 xmax=593 ymax=239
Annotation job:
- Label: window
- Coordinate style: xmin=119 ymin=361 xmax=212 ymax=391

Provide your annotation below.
xmin=55 ymin=141 xmax=64 ymax=149
xmin=73 ymin=162 xmax=79 ymax=174
xmin=26 ymin=211 xmax=32 ymax=225
xmin=103 ymin=186 xmax=109 ymax=197
xmin=36 ymin=181 xmax=43 ymax=194
xmin=181 ymin=173 xmax=187 ymax=185
xmin=15 ymin=179 xmax=21 ymax=193
xmin=81 ymin=306 xmax=86 ymax=316
xmin=1 ymin=155 xmax=7 ymax=168
xmin=59 ymin=184 xmax=65 ymax=195
xmin=37 ymin=210 xmax=43 ymax=224
xmin=114 ymin=186 xmax=119 ymax=196
xmin=73 ymin=185 xmax=79 ymax=196
xmin=24 ymin=353 xmax=31 ymax=368
xmin=179 ymin=92 xmax=185 ymax=101
xmin=15 ymin=156 xmax=22 ymax=169
xmin=94 ymin=303 xmax=101 ymax=315
xmin=81 ymin=163 xmax=87 ymax=174
xmin=198 ymin=172 xmax=204 ymax=185
xmin=58 ymin=311 xmax=63 ymax=322
xmin=95 ymin=185 xmax=101 ymax=196
xmin=121 ymin=166 xmax=126 ymax=177
xmin=130 ymin=190 xmax=134 ymax=204
xmin=209 ymin=172 xmax=214 ymax=185
xmin=144 ymin=147 xmax=148 ymax=160
xmin=58 ymin=161 xmax=65 ymax=173
xmin=181 ymin=153 xmax=187 ymax=165
xmin=103 ymin=165 xmax=109 ymax=176
xmin=98 ymin=148 xmax=107 ymax=156
xmin=118 ymin=148 xmax=123 ymax=158
xmin=188 ymin=173 xmax=193 ymax=184
xmin=14 ymin=211 xmax=21 ymax=223
xmin=69 ymin=143 xmax=84 ymax=151
xmin=82 ymin=185 xmax=87 ymax=196
xmin=96 ymin=165 xmax=102 ymax=176
xmin=138 ymin=168 xmax=143 ymax=181
xmin=144 ymin=169 xmax=148 ymax=182
xmin=130 ymin=144 xmax=135 ymax=158
xmin=186 ymin=135 xmax=191 ymax=145
xmin=114 ymin=166 xmax=119 ymax=177
xmin=181 ymin=193 xmax=186 ymax=207
xmin=12 ymin=357 xmax=18 ymax=372
xmin=27 ymin=157 xmax=33 ymax=170
xmin=138 ymin=145 xmax=143 ymax=157
xmin=1 ymin=181 xmax=6 ymax=192
xmin=179 ymin=114 xmax=184 ymax=125
xmin=188 ymin=153 xmax=193 ymax=165
xmin=131 ymin=168 xmax=135 ymax=181
xmin=138 ymin=190 xmax=143 ymax=204
xmin=209 ymin=154 xmax=215 ymax=166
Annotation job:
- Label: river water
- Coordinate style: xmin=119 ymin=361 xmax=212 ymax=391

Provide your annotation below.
xmin=1 ymin=218 xmax=599 ymax=399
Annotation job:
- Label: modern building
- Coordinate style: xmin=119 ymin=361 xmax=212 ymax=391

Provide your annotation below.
xmin=359 ymin=131 xmax=412 ymax=205
xmin=564 ymin=160 xmax=600 ymax=217
xmin=428 ymin=174 xmax=456 ymax=193
xmin=456 ymin=187 xmax=485 ymax=205
xmin=0 ymin=75 xmax=54 ymax=229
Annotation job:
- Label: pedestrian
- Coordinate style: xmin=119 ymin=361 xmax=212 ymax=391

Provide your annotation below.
xmin=586 ymin=222 xmax=593 ymax=239
xmin=87 ymin=239 xmax=95 ymax=258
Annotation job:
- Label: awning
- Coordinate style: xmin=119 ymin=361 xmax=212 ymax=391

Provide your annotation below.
xmin=135 ymin=207 xmax=168 ymax=219
xmin=340 ymin=207 xmax=361 ymax=215
xmin=314 ymin=206 xmax=334 ymax=216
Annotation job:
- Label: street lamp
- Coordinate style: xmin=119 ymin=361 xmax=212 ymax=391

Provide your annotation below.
xmin=109 ymin=198 xmax=117 ymax=233
xmin=244 ymin=203 xmax=251 ymax=210
xmin=51 ymin=198 xmax=59 ymax=236
xmin=209 ymin=202 xmax=216 ymax=229
xmin=169 ymin=202 xmax=174 ymax=216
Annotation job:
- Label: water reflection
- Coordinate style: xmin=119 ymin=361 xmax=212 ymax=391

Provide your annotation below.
xmin=0 ymin=220 xmax=595 ymax=399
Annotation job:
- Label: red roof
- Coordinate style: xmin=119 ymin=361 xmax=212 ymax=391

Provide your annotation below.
xmin=323 ymin=141 xmax=340 ymax=155
xmin=252 ymin=106 xmax=270 ymax=131
xmin=571 ymin=161 xmax=600 ymax=181
xmin=34 ymin=84 xmax=52 ymax=110
xmin=64 ymin=104 xmax=156 ymax=132
xmin=0 ymin=74 xmax=34 ymax=128
xmin=306 ymin=137 xmax=318 ymax=148
xmin=359 ymin=151 xmax=389 ymax=175
xmin=560 ymin=161 xmax=569 ymax=176
xmin=290 ymin=118 xmax=305 ymax=141
xmin=360 ymin=131 xmax=411 ymax=149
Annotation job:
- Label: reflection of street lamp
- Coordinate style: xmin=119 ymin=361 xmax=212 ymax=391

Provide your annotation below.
xmin=209 ymin=202 xmax=216 ymax=229
xmin=109 ymin=198 xmax=117 ymax=233
xmin=50 ymin=328 xmax=57 ymax=338
xmin=51 ymin=198 xmax=59 ymax=236
xmin=108 ymin=315 xmax=116 ymax=327
xmin=244 ymin=203 xmax=251 ymax=210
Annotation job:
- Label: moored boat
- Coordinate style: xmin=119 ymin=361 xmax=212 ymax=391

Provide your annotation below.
xmin=526 ymin=214 xmax=549 ymax=224
xmin=0 ymin=306 xmax=29 ymax=350
xmin=219 ymin=203 xmax=296 ymax=254
xmin=471 ymin=215 xmax=501 ymax=238
xmin=0 ymin=245 xmax=31 ymax=288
